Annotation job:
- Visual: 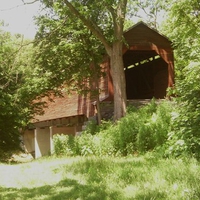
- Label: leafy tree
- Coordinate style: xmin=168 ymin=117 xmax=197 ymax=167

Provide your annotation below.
xmin=37 ymin=0 xmax=170 ymax=121
xmin=0 ymin=26 xmax=55 ymax=158
xmin=38 ymin=0 xmax=129 ymax=121
xmin=162 ymin=0 xmax=200 ymax=72
xmin=35 ymin=11 xmax=104 ymax=91
xmin=161 ymin=0 xmax=200 ymax=158
xmin=0 ymin=30 xmax=26 ymax=155
xmin=34 ymin=11 xmax=106 ymax=123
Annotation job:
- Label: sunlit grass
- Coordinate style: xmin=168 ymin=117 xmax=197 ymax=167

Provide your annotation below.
xmin=0 ymin=154 xmax=200 ymax=200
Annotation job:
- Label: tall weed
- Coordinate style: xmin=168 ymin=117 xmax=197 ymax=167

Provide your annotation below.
xmin=53 ymin=134 xmax=74 ymax=156
xmin=52 ymin=100 xmax=173 ymax=157
xmin=137 ymin=101 xmax=172 ymax=152
xmin=118 ymin=100 xmax=172 ymax=154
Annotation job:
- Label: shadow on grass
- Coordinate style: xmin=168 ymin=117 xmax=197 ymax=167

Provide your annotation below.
xmin=134 ymin=190 xmax=167 ymax=200
xmin=0 ymin=177 xmax=121 ymax=200
xmin=1 ymin=156 xmax=200 ymax=200
xmin=0 ymin=157 xmax=178 ymax=200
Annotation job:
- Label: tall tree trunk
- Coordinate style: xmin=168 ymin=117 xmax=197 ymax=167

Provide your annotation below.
xmin=96 ymin=92 xmax=101 ymax=125
xmin=93 ymin=62 xmax=102 ymax=125
xmin=110 ymin=41 xmax=127 ymax=121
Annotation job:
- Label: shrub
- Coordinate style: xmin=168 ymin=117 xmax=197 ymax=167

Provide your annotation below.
xmin=75 ymin=120 xmax=116 ymax=156
xmin=82 ymin=119 xmax=99 ymax=135
xmin=52 ymin=100 xmax=173 ymax=158
xmin=53 ymin=134 xmax=74 ymax=156
xmin=95 ymin=99 xmax=172 ymax=156
xmin=74 ymin=133 xmax=96 ymax=156
xmin=137 ymin=100 xmax=172 ymax=153
xmin=97 ymin=125 xmax=118 ymax=156
xmin=166 ymin=62 xmax=200 ymax=159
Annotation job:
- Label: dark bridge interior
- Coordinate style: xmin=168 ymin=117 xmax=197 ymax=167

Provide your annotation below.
xmin=123 ymin=50 xmax=168 ymax=99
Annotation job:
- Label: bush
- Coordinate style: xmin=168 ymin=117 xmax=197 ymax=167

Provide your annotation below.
xmin=82 ymin=119 xmax=99 ymax=135
xmin=79 ymin=99 xmax=173 ymax=156
xmin=74 ymin=133 xmax=97 ymax=156
xmin=74 ymin=121 xmax=115 ymax=156
xmin=0 ymin=128 xmax=21 ymax=162
xmin=137 ymin=100 xmax=172 ymax=153
xmin=112 ymin=99 xmax=172 ymax=155
xmin=165 ymin=62 xmax=200 ymax=159
xmin=52 ymin=100 xmax=173 ymax=158
xmin=53 ymin=134 xmax=74 ymax=156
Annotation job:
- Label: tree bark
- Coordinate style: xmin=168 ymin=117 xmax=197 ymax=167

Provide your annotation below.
xmin=96 ymin=93 xmax=101 ymax=125
xmin=93 ymin=62 xmax=102 ymax=125
xmin=110 ymin=41 xmax=127 ymax=121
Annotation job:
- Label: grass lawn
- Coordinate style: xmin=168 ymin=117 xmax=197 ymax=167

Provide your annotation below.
xmin=0 ymin=154 xmax=200 ymax=200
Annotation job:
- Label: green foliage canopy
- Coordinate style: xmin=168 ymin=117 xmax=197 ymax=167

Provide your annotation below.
xmin=0 ymin=26 xmax=58 ymax=157
xmin=162 ymin=0 xmax=200 ymax=159
xmin=0 ymin=30 xmax=28 ymax=154
xmin=34 ymin=8 xmax=105 ymax=94
xmin=37 ymin=0 xmax=129 ymax=120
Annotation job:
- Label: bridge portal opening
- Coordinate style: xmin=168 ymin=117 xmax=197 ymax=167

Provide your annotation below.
xmin=123 ymin=50 xmax=168 ymax=99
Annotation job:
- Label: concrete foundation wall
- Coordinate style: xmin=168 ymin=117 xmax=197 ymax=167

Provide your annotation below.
xmin=35 ymin=127 xmax=50 ymax=158
xmin=23 ymin=130 xmax=35 ymax=153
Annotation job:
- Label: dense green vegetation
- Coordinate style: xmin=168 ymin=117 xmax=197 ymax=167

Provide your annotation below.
xmin=0 ymin=1 xmax=200 ymax=198
xmin=161 ymin=0 xmax=200 ymax=159
xmin=52 ymin=98 xmax=199 ymax=160
xmin=0 ymin=30 xmax=36 ymax=158
xmin=0 ymin=28 xmax=58 ymax=160
xmin=53 ymin=100 xmax=173 ymax=157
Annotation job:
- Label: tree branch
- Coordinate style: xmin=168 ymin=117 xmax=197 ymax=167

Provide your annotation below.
xmin=118 ymin=0 xmax=128 ymax=35
xmin=21 ymin=0 xmax=39 ymax=5
xmin=63 ymin=0 xmax=112 ymax=55
xmin=108 ymin=0 xmax=127 ymax=40
xmin=0 ymin=0 xmax=39 ymax=11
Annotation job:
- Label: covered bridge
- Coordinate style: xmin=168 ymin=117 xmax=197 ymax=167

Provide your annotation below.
xmin=23 ymin=21 xmax=174 ymax=158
